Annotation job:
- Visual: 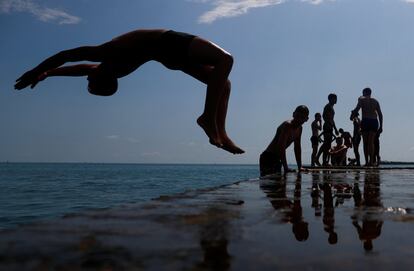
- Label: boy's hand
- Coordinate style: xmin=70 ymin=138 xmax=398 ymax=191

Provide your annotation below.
xmin=15 ymin=69 xmax=41 ymax=90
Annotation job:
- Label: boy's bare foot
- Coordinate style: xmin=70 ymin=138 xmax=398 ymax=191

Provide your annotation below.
xmin=197 ymin=116 xmax=222 ymax=147
xmin=220 ymin=136 xmax=245 ymax=154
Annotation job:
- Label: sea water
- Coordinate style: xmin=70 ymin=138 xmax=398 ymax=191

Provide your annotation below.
xmin=0 ymin=163 xmax=258 ymax=229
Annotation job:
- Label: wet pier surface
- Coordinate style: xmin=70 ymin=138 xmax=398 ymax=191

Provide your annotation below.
xmin=1 ymin=170 xmax=414 ymax=270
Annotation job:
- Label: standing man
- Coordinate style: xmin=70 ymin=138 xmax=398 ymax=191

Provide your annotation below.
xmin=310 ymin=113 xmax=322 ymax=167
xmin=351 ymin=88 xmax=383 ymax=166
xmin=316 ymin=94 xmax=339 ymax=166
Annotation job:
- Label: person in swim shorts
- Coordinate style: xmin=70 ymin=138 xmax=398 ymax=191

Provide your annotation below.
xmin=310 ymin=112 xmax=322 ymax=167
xmin=14 ymin=29 xmax=244 ymax=154
xmin=259 ymin=105 xmax=309 ymax=176
xmin=316 ymin=93 xmax=339 ymax=166
xmin=350 ymin=88 xmax=383 ymax=166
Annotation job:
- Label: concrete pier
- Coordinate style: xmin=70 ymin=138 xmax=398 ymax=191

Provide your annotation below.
xmin=1 ymin=171 xmax=414 ymax=270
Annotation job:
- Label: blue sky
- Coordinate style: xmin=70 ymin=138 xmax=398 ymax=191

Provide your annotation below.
xmin=1 ymin=0 xmax=414 ymax=164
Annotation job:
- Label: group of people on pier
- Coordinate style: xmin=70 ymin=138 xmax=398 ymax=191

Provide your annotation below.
xmin=310 ymin=88 xmax=383 ymax=168
xmin=259 ymin=88 xmax=383 ymax=176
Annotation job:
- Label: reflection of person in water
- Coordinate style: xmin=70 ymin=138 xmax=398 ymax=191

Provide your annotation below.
xmin=321 ymin=175 xmax=338 ymax=245
xmin=351 ymin=172 xmax=383 ymax=251
xmin=196 ymin=206 xmax=232 ymax=270
xmin=311 ymin=173 xmax=322 ymax=217
xmin=260 ymin=174 xmax=309 ymax=242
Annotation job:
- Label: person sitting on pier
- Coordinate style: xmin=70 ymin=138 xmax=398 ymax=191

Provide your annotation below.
xmin=339 ymin=128 xmax=353 ymax=149
xmin=329 ymin=137 xmax=348 ymax=166
xmin=259 ymin=105 xmax=309 ymax=176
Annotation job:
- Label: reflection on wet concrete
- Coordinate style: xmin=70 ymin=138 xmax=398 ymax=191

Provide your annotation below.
xmin=352 ymin=171 xmax=383 ymax=252
xmin=261 ymin=171 xmax=387 ymax=249
xmin=260 ymin=174 xmax=309 ymax=241
xmin=1 ymin=170 xmax=414 ymax=270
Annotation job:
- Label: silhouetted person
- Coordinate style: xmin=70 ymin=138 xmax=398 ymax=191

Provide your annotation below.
xmin=14 ymin=29 xmax=244 ymax=154
xmin=259 ymin=106 xmax=309 ymax=176
xmin=339 ymin=128 xmax=352 ymax=149
xmin=351 ymin=112 xmax=362 ymax=166
xmin=351 ymin=88 xmax=383 ymax=166
xmin=311 ymin=113 xmax=322 ymax=167
xmin=329 ymin=137 xmax=348 ymax=166
xmin=316 ymin=94 xmax=339 ymax=166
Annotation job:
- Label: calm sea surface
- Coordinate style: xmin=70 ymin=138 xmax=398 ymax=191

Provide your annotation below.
xmin=0 ymin=163 xmax=258 ymax=229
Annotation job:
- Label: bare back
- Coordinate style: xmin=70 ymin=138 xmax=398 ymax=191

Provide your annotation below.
xmin=266 ymin=121 xmax=302 ymax=153
xmin=357 ymin=96 xmax=380 ymax=119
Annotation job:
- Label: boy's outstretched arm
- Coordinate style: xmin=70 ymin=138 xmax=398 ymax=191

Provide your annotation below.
xmin=294 ymin=128 xmax=303 ymax=171
xmin=276 ymin=123 xmax=290 ymax=172
xmin=15 ymin=46 xmax=104 ymax=90
xmin=29 ymin=64 xmax=98 ymax=89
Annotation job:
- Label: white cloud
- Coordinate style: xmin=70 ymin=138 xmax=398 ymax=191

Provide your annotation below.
xmin=0 ymin=0 xmax=80 ymax=24
xmin=198 ymin=0 xmax=284 ymax=23
xmin=194 ymin=0 xmax=335 ymax=23
xmin=301 ymin=0 xmax=324 ymax=5
xmin=404 ymin=0 xmax=414 ymax=3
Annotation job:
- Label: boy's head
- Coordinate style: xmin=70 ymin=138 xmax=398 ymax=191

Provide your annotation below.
xmin=336 ymin=137 xmax=343 ymax=145
xmin=328 ymin=93 xmax=337 ymax=104
xmin=362 ymin=87 xmax=372 ymax=97
xmin=339 ymin=128 xmax=344 ymax=134
xmin=293 ymin=105 xmax=309 ymax=124
xmin=314 ymin=113 xmax=321 ymax=120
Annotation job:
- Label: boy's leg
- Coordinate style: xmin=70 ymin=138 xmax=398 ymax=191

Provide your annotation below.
xmin=362 ymin=132 xmax=369 ymax=165
xmin=353 ymin=141 xmax=361 ymax=166
xmin=186 ymin=37 xmax=243 ymax=154
xmin=216 ymin=80 xmax=244 ymax=154
xmin=367 ymin=131 xmax=376 ymax=166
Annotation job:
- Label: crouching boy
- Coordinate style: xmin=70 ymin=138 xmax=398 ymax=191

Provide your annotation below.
xmin=260 ymin=105 xmax=309 ymax=176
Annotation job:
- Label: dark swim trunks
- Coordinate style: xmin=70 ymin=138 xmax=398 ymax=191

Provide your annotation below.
xmin=361 ymin=118 xmax=379 ymax=132
xmin=259 ymin=151 xmax=282 ymax=177
xmin=158 ymin=30 xmax=196 ymax=70
xmin=311 ymin=135 xmax=319 ymax=146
